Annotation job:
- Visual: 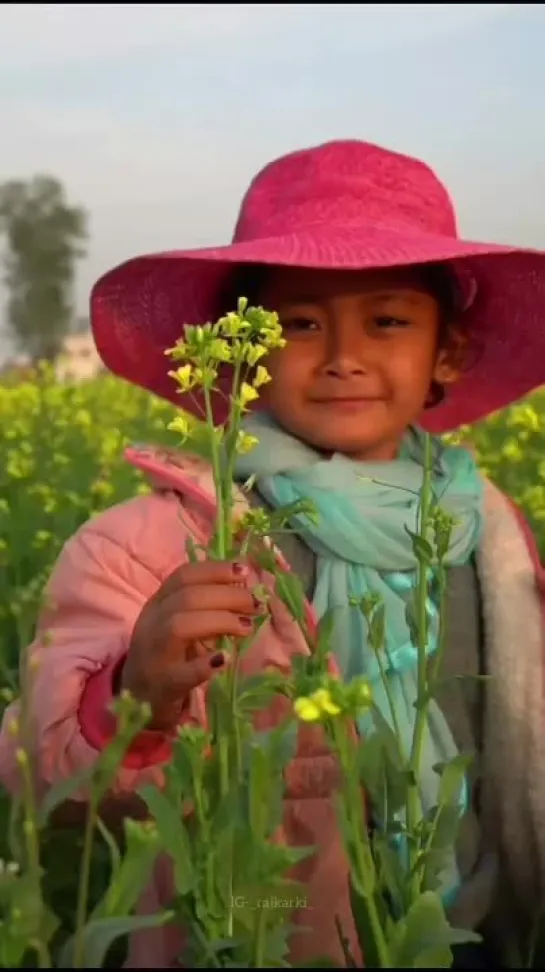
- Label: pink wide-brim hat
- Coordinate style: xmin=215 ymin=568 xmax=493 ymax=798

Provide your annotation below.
xmin=91 ymin=139 xmax=545 ymax=433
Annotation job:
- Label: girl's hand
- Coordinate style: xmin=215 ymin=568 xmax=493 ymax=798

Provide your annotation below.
xmin=122 ymin=561 xmax=259 ymax=729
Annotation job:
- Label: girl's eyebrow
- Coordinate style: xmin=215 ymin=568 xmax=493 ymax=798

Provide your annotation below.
xmin=278 ymin=289 xmax=430 ymax=306
xmin=369 ymin=290 xmax=431 ymax=306
xmin=277 ymin=293 xmax=321 ymax=305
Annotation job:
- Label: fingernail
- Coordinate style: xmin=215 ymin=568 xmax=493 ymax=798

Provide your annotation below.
xmin=209 ymin=653 xmax=224 ymax=669
xmin=240 ymin=616 xmax=253 ymax=629
xmin=233 ymin=562 xmax=246 ymax=576
xmin=252 ymin=595 xmax=261 ymax=610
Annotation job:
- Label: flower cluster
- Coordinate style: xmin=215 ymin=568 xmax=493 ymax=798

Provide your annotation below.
xmin=165 ymin=297 xmax=285 ymax=454
xmin=294 ymin=676 xmax=373 ymax=724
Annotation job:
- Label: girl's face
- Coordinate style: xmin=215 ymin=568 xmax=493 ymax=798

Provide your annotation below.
xmin=259 ymin=266 xmax=460 ymax=461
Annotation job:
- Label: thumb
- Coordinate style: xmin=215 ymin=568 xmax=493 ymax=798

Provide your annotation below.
xmin=175 ymin=649 xmax=227 ymax=695
xmin=144 ymin=651 xmax=227 ymax=731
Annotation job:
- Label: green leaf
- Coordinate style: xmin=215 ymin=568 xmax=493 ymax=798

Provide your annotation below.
xmin=38 ymin=765 xmax=95 ymax=826
xmin=271 ymin=719 xmax=300 ymax=769
xmin=405 ymin=527 xmax=435 ymax=563
xmin=361 ymin=714 xmax=408 ymax=816
xmin=138 ymin=785 xmax=194 ymax=894
xmin=96 ymin=816 xmax=121 ymax=884
xmin=237 ymin=670 xmax=286 ymax=715
xmin=390 ymin=890 xmax=480 ymax=968
xmin=237 ymin=612 xmax=269 ymax=657
xmin=247 ymin=742 xmax=275 ymax=840
xmin=275 ymin=570 xmax=306 ymax=623
xmin=372 ymin=831 xmax=406 ymax=909
xmin=404 ymin=595 xmax=432 ymax=653
xmin=168 ymin=730 xmax=202 ymax=802
xmin=0 ymin=875 xmax=59 ymax=966
xmin=436 ymin=752 xmax=472 ymax=807
xmin=368 ymin=603 xmax=386 ymax=654
xmin=315 ymin=609 xmax=335 ymax=669
xmin=58 ymin=911 xmax=173 ymax=968
xmin=421 ymin=804 xmax=463 ymax=892
xmin=349 ymin=877 xmax=389 ymax=969
xmin=357 ymin=733 xmax=385 ymax=804
xmin=94 ymin=818 xmax=162 ymax=918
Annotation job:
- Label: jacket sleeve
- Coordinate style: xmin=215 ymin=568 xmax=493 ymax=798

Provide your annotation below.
xmin=0 ymin=521 xmax=200 ymax=799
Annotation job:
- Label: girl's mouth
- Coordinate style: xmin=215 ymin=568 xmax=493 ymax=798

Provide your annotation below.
xmin=313 ymin=395 xmax=383 ymax=408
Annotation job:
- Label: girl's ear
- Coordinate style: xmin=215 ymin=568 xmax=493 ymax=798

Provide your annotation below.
xmin=433 ymin=325 xmax=468 ymax=387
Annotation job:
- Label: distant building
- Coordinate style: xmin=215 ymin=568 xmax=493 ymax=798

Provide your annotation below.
xmin=55 ymin=331 xmax=103 ymax=382
xmin=0 ymin=357 xmax=35 ymax=383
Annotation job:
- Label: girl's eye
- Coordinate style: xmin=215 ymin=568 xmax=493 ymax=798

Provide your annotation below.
xmin=373 ymin=315 xmax=410 ymax=329
xmin=281 ymin=316 xmax=319 ymax=333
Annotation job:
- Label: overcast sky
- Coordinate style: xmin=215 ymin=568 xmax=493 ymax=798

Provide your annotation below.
xmin=1 ymin=3 xmax=544 ymax=353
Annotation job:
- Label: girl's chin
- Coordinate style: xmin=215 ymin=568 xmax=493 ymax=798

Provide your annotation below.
xmin=301 ymin=431 xmax=400 ymax=461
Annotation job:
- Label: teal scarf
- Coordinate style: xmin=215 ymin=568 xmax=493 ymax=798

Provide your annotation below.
xmin=235 ymin=411 xmax=484 ymax=900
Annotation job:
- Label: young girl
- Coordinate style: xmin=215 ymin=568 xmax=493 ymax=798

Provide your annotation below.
xmin=2 ymin=139 xmax=545 ymax=969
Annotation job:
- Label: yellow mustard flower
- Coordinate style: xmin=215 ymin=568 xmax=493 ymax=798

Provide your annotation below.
xmin=169 ymin=364 xmax=193 ymax=391
xmin=209 ymin=338 xmax=232 ymax=363
xmin=351 ymin=680 xmax=373 ymax=710
xmin=236 ymin=431 xmax=259 ymax=455
xmin=168 ymin=414 xmax=193 ymax=439
xmin=294 ymin=688 xmax=342 ymax=723
xmin=293 ymin=696 xmax=322 ymax=723
xmin=245 ymin=344 xmax=268 ymax=368
xmin=253 ymin=365 xmax=272 ymax=389
xmin=239 ymin=382 xmax=260 ymax=408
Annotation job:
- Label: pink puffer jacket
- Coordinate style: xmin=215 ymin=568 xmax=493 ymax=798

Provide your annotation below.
xmin=1 ymin=444 xmax=545 ymax=968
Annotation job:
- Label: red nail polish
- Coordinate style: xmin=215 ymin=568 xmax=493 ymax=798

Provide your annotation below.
xmin=240 ymin=616 xmax=253 ymax=629
xmin=210 ymin=653 xmax=224 ymax=669
xmin=233 ymin=562 xmax=246 ymax=576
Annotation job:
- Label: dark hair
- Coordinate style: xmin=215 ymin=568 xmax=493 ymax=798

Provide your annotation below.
xmin=220 ymin=263 xmax=270 ymax=313
xmin=416 ymin=263 xmax=467 ymax=359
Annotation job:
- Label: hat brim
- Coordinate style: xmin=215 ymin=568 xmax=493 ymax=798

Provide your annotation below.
xmin=91 ymin=224 xmax=545 ymax=433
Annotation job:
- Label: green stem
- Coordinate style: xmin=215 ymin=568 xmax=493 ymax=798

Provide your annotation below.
xmin=222 ymin=359 xmax=244 ymax=779
xmin=428 ymin=567 xmax=448 ymax=689
xmin=228 ymin=655 xmax=242 ymax=780
xmin=18 ymin=761 xmax=41 ymax=882
xmin=203 ymin=371 xmax=243 ymax=941
xmin=190 ymin=916 xmax=223 ymax=968
xmin=372 ymin=640 xmax=402 ymax=748
xmin=416 ymin=563 xmax=448 ymax=885
xmin=203 ymin=380 xmax=233 ymax=931
xmin=194 ymin=774 xmax=217 ymax=932
xmin=73 ymin=796 xmax=98 ymax=968
xmin=18 ymin=756 xmax=52 ymax=968
xmin=202 ymin=384 xmax=226 ymax=559
xmin=218 ymin=735 xmax=230 ymax=796
xmin=274 ymin=570 xmax=313 ymax=653
xmin=252 ymin=906 xmax=267 ymax=967
xmin=333 ymin=720 xmax=390 ymax=967
xmin=406 ymin=432 xmax=433 ymax=902
xmin=222 ymin=358 xmax=243 ymax=553
xmin=16 ymin=654 xmax=52 ymax=969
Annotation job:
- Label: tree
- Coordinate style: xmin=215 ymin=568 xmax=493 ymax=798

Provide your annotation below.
xmin=0 ymin=175 xmax=88 ymax=362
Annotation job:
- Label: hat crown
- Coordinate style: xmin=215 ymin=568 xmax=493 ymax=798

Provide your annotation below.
xmin=234 ymin=139 xmax=458 ymax=242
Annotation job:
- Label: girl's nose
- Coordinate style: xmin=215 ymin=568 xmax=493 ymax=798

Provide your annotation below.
xmin=323 ymin=356 xmax=366 ymax=379
xmin=321 ymin=313 xmax=369 ymax=378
